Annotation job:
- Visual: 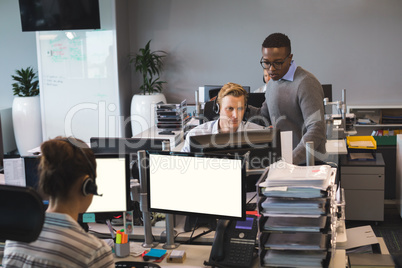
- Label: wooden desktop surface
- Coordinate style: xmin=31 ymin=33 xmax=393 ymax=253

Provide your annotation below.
xmin=89 ymin=222 xmax=347 ymax=268
xmin=113 ymin=242 xmax=346 ymax=268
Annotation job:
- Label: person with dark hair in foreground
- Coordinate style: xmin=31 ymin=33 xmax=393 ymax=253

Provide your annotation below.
xmin=249 ymin=33 xmax=326 ymax=165
xmin=2 ymin=137 xmax=114 ymax=268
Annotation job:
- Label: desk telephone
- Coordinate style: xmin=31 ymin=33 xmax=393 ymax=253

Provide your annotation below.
xmin=206 ymin=216 xmax=258 ymax=268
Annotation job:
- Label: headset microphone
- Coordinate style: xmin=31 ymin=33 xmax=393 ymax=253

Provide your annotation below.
xmin=61 ymin=138 xmax=103 ymax=197
xmin=82 ymin=177 xmax=103 ymax=196
xmin=212 ymin=97 xmax=220 ymax=114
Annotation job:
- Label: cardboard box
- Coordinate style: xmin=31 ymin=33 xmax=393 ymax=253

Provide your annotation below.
xmin=167 ymin=250 xmax=186 ymax=263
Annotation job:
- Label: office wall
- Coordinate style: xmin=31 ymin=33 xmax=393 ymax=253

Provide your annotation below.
xmin=0 ymin=1 xmax=38 ymax=109
xmin=0 ymin=1 xmax=37 ymax=152
xmin=128 ymin=0 xmax=402 ymax=106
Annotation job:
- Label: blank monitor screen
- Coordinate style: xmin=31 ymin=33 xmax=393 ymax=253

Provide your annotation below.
xmin=85 ymin=154 xmax=130 ymax=213
xmin=23 ymin=156 xmax=49 ymax=202
xmin=147 ymin=151 xmax=246 ymax=220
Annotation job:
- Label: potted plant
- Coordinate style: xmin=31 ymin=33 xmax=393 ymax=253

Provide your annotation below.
xmin=11 ymin=67 xmax=43 ymax=155
xmin=129 ymin=40 xmax=168 ymax=136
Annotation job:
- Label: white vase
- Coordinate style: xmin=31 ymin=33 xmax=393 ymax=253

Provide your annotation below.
xmin=130 ymin=93 xmax=167 ymax=136
xmin=12 ymin=96 xmax=43 ymax=156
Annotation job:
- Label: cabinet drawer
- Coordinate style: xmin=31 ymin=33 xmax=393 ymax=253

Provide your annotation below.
xmin=341 ymin=166 xmax=384 ymax=175
xmin=344 ymin=189 xmax=384 ymax=221
xmin=341 ymin=174 xmax=384 ymax=190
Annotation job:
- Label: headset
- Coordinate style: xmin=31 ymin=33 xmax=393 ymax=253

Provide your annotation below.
xmin=212 ymin=95 xmax=250 ymax=121
xmin=61 ymin=138 xmax=102 ymax=197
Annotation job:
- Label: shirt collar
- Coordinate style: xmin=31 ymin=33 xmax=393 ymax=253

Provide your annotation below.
xmin=280 ymin=60 xmax=297 ymax=81
xmin=212 ymin=119 xmax=220 ymax=133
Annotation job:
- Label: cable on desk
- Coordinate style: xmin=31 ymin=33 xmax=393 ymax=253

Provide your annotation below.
xmin=188 ymin=217 xmax=199 ymax=243
xmin=173 ymin=217 xmax=214 ymax=244
xmin=247 ymin=193 xmax=257 ymax=204
xmin=185 ymin=229 xmax=213 ymax=243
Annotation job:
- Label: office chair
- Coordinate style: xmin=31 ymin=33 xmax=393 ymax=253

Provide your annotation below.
xmin=0 ymin=184 xmax=45 ymax=243
xmin=202 ymin=100 xmax=219 ymax=122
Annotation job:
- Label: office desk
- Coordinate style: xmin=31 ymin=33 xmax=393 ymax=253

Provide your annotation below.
xmin=114 ymin=242 xmax=346 ymax=268
xmin=90 ymin=222 xmax=347 ymax=267
xmin=115 ymin=242 xmax=213 ymax=267
xmin=89 ymin=220 xmax=216 ymax=244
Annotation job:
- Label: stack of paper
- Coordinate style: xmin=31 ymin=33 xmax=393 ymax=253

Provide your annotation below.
xmin=264 ymin=216 xmax=327 ymax=232
xmin=259 ymin=160 xmax=333 ymax=198
xmin=262 ymin=186 xmax=325 ymax=198
xmin=349 ymin=140 xmax=375 ymax=148
xmin=265 ymin=232 xmax=327 ymax=250
xmin=261 ymin=197 xmax=326 ymax=216
xmin=344 ymin=225 xmax=380 ymax=254
xmin=258 ymin=161 xmax=335 ymax=267
xmin=263 ymin=250 xmax=327 ymax=268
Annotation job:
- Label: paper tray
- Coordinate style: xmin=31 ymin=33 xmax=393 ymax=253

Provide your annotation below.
xmin=346 ymin=136 xmax=377 ymax=150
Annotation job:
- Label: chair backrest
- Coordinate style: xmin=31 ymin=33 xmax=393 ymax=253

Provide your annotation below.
xmin=202 ymin=100 xmax=219 ymax=122
xmin=0 ymin=184 xmax=45 ymax=243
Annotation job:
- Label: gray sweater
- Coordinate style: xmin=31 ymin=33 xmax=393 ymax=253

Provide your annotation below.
xmin=249 ymin=66 xmax=326 ymax=164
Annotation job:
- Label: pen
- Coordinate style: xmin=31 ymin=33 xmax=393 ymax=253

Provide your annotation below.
xmin=105 ymin=219 xmax=116 ymax=241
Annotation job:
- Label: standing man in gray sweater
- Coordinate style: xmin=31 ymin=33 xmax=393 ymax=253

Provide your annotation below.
xmin=249 ymin=33 xmax=326 ymax=165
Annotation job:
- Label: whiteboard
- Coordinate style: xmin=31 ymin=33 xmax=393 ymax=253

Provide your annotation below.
xmin=37 ymin=29 xmax=122 ymax=142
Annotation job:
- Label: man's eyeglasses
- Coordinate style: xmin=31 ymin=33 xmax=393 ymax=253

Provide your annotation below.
xmin=260 ymin=54 xmax=291 ymax=70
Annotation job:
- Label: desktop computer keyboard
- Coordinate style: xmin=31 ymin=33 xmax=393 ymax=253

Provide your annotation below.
xmin=115 ymin=261 xmax=161 ymax=268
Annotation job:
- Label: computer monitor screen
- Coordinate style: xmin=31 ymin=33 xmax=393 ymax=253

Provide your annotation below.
xmin=146 ymin=151 xmax=246 ymax=220
xmin=90 ymin=137 xmax=165 ymax=155
xmin=85 ymin=154 xmax=131 ymax=214
xmin=322 ymin=84 xmax=332 ymax=102
xmin=248 ymin=93 xmax=266 ymax=108
xmin=189 ymin=128 xmax=281 ymax=170
xmin=23 ymin=156 xmax=49 ymax=202
xmin=90 ymin=137 xmax=166 ymax=180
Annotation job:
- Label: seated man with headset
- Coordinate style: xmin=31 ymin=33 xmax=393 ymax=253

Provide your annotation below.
xmin=182 ymin=82 xmax=265 ymax=152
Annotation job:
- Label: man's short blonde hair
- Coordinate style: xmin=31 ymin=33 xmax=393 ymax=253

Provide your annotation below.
xmin=217 ymin=82 xmax=248 ymax=106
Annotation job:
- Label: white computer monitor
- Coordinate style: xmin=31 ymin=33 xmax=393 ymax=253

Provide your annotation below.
xmin=85 ymin=154 xmax=131 ymax=214
xmin=146 ymin=151 xmax=246 ymax=220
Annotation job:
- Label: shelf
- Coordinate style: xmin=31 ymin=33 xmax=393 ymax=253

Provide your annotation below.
xmin=348 ymin=105 xmax=402 ymax=125
xmin=348 ymin=104 xmax=402 ymax=111
xmin=355 ymin=124 xmax=402 ymax=127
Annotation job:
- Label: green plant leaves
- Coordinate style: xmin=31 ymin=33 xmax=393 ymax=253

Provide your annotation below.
xmin=128 ymin=40 xmax=167 ymax=95
xmin=11 ymin=67 xmax=40 ymax=97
